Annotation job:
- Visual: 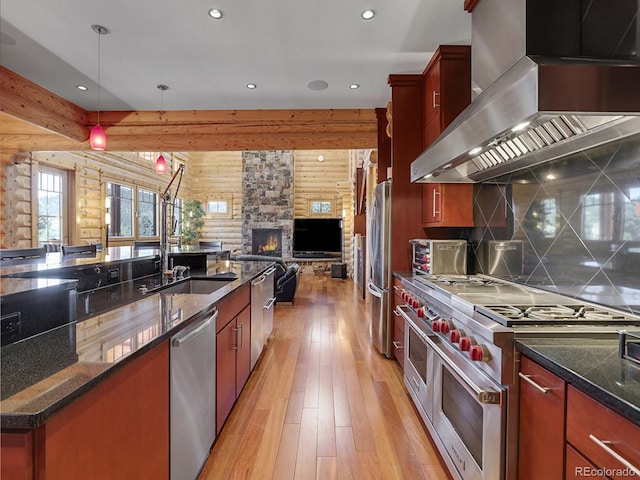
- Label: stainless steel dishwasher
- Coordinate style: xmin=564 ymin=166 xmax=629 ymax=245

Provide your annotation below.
xmin=170 ymin=308 xmax=218 ymax=480
xmin=250 ymin=267 xmax=276 ymax=369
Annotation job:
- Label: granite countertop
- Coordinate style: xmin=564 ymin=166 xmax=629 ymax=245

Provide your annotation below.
xmin=0 ymin=277 xmax=78 ymax=296
xmin=0 ymin=260 xmax=273 ymax=429
xmin=0 ymin=245 xmax=229 ymax=278
xmin=517 ymin=337 xmax=640 ymax=426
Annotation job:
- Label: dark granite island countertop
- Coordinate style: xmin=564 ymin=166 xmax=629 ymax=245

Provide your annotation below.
xmin=516 ymin=337 xmax=640 ymax=426
xmin=1 ymin=260 xmax=273 ymax=429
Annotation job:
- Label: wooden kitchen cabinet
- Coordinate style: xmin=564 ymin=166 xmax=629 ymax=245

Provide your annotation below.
xmin=566 ymin=385 xmax=640 ymax=480
xmin=391 ymin=277 xmax=405 ymax=368
xmin=421 ymin=45 xmax=474 ymax=228
xmin=216 ymin=284 xmax=251 ymax=434
xmin=1 ymin=341 xmax=170 ymax=480
xmin=422 ymin=183 xmax=474 ymax=227
xmin=566 ymin=445 xmax=608 ymax=480
xmin=421 ymin=45 xmax=470 ymax=150
xmin=518 ymin=355 xmax=566 ymax=480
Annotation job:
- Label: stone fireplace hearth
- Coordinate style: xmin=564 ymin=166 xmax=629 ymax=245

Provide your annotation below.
xmin=252 ymin=228 xmax=282 ymax=257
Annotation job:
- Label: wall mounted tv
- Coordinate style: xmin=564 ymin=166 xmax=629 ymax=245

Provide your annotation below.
xmin=293 ymin=218 xmax=342 ymax=257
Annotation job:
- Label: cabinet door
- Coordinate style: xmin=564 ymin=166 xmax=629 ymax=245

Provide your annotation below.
xmin=424 ymin=61 xmax=441 ymax=126
xmin=518 ymin=356 xmax=566 ymax=480
xmin=422 ymin=184 xmax=441 ymax=224
xmin=392 ymin=309 xmax=405 ymax=368
xmin=216 ymin=319 xmax=238 ymax=434
xmin=235 ymin=305 xmax=251 ymax=394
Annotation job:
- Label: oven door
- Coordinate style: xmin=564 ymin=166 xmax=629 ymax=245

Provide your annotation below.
xmin=400 ymin=307 xmax=434 ymax=421
xmin=431 ymin=335 xmax=506 ymax=480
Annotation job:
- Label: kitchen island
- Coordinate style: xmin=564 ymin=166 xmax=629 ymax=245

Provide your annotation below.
xmin=0 ymin=252 xmax=274 ymax=480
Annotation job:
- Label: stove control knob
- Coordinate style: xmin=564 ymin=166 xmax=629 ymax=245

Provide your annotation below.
xmin=422 ymin=254 xmax=428 ymax=262
xmin=421 ymin=263 xmax=429 ymax=270
xmin=469 ymin=345 xmax=485 ymax=362
xmin=459 ymin=336 xmax=472 ymax=352
xmin=417 ymin=307 xmax=425 ymax=318
xmin=401 ymin=292 xmax=407 ymax=302
xmin=432 ymin=320 xmax=442 ymax=332
xmin=449 ymin=329 xmax=462 ymax=344
xmin=411 ymin=299 xmax=420 ymax=309
xmin=439 ymin=321 xmax=451 ymax=334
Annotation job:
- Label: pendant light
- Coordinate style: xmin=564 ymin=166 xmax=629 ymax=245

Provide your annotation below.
xmin=155 ymin=84 xmax=169 ymax=174
xmin=90 ymin=25 xmax=109 ymax=150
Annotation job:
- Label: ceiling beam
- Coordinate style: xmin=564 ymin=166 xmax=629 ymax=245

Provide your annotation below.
xmin=0 ymin=67 xmax=378 ymax=152
xmin=0 ymin=66 xmax=89 ymax=142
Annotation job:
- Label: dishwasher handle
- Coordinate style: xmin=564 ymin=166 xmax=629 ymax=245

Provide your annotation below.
xmin=172 ymin=310 xmax=218 ymax=347
xmin=264 ymin=296 xmax=277 ymax=310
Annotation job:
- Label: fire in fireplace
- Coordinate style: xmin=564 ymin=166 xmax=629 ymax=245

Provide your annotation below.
xmin=252 ymin=228 xmax=282 ymax=257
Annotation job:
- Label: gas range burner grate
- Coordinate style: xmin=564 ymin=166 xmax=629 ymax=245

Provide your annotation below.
xmin=478 ymin=304 xmax=640 ymax=326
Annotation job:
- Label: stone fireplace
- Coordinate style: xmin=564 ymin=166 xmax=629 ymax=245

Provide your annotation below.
xmin=241 ymin=151 xmax=294 ymax=257
xmin=251 ymin=228 xmax=282 ymax=256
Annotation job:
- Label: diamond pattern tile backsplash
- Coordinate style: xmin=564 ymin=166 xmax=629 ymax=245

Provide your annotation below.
xmin=471 ymin=134 xmax=640 ymax=314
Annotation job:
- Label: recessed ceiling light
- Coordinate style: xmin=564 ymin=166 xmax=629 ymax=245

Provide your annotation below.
xmin=317 ymin=155 xmax=325 ymax=162
xmin=76 ymin=85 xmax=88 ymax=91
xmin=306 ymin=80 xmax=328 ymax=91
xmin=349 ymin=84 xmax=360 ymax=89
xmin=361 ymin=9 xmax=375 ymax=20
xmin=246 ymin=83 xmax=257 ymax=89
xmin=545 ymin=173 xmax=556 ymax=180
xmin=208 ymin=9 xmax=223 ymax=19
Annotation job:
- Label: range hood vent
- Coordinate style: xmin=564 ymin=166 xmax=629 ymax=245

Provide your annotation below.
xmin=411 ymin=0 xmax=640 ymax=183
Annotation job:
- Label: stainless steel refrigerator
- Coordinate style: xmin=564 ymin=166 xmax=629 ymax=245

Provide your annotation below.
xmin=367 ymin=180 xmax=392 ymax=357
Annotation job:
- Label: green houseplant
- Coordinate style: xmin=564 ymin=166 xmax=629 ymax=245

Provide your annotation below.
xmin=182 ymin=199 xmax=205 ymax=245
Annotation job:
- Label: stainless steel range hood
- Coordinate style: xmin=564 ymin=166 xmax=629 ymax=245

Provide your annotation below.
xmin=411 ymin=0 xmax=640 ymax=183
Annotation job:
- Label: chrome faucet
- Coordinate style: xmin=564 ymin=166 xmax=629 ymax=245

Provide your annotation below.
xmin=159 ymin=164 xmax=185 ymax=280
xmin=171 ymin=265 xmax=189 ymax=280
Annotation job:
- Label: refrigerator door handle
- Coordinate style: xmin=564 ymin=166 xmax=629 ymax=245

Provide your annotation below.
xmin=367 ymin=281 xmax=383 ymax=298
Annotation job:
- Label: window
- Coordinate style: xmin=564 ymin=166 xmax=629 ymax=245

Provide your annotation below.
xmin=623 ymin=187 xmax=640 ymax=241
xmin=37 ymin=168 xmax=66 ymax=244
xmin=206 ymin=195 xmax=233 ymax=219
xmin=172 ymin=198 xmax=184 ymax=237
xmin=107 ymin=182 xmax=134 ymax=237
xmin=207 ymin=200 xmax=228 ymax=214
xmin=309 ymin=200 xmax=333 ymax=215
xmin=138 ymin=189 xmax=159 ymax=237
xmin=582 ymin=192 xmax=615 ymax=241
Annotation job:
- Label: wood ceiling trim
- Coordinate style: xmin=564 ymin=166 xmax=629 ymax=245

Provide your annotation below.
xmin=0 ymin=66 xmax=89 ymax=142
xmin=0 ymin=65 xmax=378 ymax=151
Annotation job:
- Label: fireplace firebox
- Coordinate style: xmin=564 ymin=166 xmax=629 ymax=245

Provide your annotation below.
xmin=252 ymin=229 xmax=282 ymax=257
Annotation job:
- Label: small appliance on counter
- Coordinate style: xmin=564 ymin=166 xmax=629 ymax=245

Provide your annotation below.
xmin=410 ymin=239 xmax=467 ymax=275
xmin=474 ymin=240 xmax=524 ymax=277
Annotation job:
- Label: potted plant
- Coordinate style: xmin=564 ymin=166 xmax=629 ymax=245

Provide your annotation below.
xmin=182 ymin=200 xmax=205 ymax=245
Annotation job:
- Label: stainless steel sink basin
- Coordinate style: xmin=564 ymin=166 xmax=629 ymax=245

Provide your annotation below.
xmin=160 ymin=278 xmax=233 ymax=295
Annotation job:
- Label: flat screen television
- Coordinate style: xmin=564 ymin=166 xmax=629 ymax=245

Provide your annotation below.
xmin=293 ymin=218 xmax=342 ymax=257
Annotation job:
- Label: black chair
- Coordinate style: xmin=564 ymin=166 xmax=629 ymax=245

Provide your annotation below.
xmin=133 ymin=241 xmax=161 ymax=249
xmin=199 ymin=240 xmax=223 ymax=250
xmin=61 ymin=244 xmax=97 ymax=255
xmin=43 ymin=243 xmax=61 ymax=253
xmin=0 ymin=247 xmax=46 ymax=264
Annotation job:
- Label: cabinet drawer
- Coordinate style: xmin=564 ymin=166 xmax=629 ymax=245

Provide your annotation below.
xmin=392 ymin=277 xmax=405 ymax=309
xmin=566 ymin=445 xmax=608 ymax=480
xmin=216 ymin=283 xmax=250 ymax=332
xmin=567 ymin=386 xmax=640 ymax=479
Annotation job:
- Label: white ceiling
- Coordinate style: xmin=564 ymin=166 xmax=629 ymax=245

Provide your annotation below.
xmin=0 ymin=0 xmax=470 ymax=112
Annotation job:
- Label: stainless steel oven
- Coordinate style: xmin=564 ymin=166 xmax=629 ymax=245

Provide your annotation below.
xmin=403 ymin=308 xmax=434 ymax=421
xmin=398 ymin=304 xmax=506 ymax=480
xmin=430 ymin=334 xmax=506 ymax=480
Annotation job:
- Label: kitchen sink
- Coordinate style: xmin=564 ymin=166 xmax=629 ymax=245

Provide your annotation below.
xmin=160 ymin=278 xmax=233 ymax=295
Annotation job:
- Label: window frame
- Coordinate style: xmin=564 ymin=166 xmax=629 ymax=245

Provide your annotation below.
xmin=106 ymin=179 xmax=161 ymax=241
xmin=36 ymin=166 xmax=69 ymax=246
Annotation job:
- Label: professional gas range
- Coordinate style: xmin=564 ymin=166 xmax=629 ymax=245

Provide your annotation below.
xmin=395 ymin=273 xmax=640 ymax=480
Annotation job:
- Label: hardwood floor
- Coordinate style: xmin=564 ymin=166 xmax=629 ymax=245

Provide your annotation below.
xmin=199 ymin=274 xmax=449 ymax=480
